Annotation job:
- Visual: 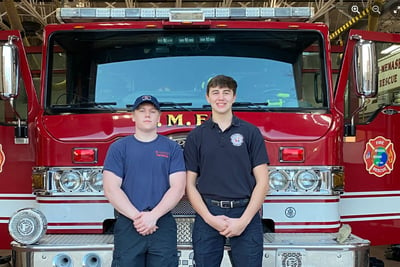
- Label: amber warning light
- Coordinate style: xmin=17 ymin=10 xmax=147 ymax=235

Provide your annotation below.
xmin=73 ymin=148 xmax=97 ymax=163
xmin=280 ymin=147 xmax=304 ymax=162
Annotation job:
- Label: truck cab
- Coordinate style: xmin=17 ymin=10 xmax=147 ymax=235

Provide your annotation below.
xmin=0 ymin=7 xmax=399 ymax=267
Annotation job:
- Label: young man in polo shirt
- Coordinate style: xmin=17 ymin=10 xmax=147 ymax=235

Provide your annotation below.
xmin=103 ymin=95 xmax=186 ymax=267
xmin=184 ymin=75 xmax=270 ymax=267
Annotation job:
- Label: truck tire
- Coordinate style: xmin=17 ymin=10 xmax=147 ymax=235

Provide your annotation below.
xmin=369 ymin=257 xmax=384 ymax=267
xmin=384 ymin=244 xmax=400 ymax=261
xmin=0 ymin=255 xmax=11 ymax=267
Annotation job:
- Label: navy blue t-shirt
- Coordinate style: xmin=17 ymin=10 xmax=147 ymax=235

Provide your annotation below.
xmin=184 ymin=116 xmax=269 ymax=200
xmin=103 ymin=135 xmax=185 ymax=211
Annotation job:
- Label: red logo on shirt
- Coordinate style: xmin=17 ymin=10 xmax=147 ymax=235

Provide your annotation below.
xmin=156 ymin=151 xmax=170 ymax=158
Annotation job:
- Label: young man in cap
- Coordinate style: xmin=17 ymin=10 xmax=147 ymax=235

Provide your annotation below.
xmin=103 ymin=95 xmax=186 ymax=267
xmin=184 ymin=75 xmax=270 ymax=267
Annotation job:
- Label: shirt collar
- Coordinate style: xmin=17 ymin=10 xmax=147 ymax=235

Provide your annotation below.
xmin=205 ymin=115 xmax=240 ymax=129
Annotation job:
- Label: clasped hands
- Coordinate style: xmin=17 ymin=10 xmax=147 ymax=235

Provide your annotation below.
xmin=209 ymin=215 xmax=247 ymax=238
xmin=133 ymin=211 xmax=158 ymax=236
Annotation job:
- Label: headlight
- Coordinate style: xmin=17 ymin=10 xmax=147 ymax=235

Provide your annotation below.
xmin=294 ymin=170 xmax=319 ymax=191
xmin=33 ymin=167 xmax=104 ymax=195
xmin=269 ymin=170 xmax=289 ymax=191
xmin=267 ymin=166 xmax=339 ymax=195
xmin=88 ymin=170 xmax=103 ymax=192
xmin=59 ymin=170 xmax=83 ymax=192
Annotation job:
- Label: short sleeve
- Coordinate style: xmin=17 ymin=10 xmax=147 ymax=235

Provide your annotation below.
xmin=249 ymin=127 xmax=269 ymax=168
xmin=103 ymin=141 xmax=125 ymax=179
xmin=184 ymin=131 xmax=200 ymax=174
xmin=169 ymin=142 xmax=186 ymax=175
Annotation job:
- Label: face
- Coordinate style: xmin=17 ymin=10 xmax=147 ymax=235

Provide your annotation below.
xmin=206 ymin=86 xmax=236 ymax=115
xmin=132 ymin=103 xmax=160 ymax=132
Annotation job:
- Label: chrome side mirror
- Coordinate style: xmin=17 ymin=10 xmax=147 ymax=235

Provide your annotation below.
xmin=353 ymin=39 xmax=378 ymax=98
xmin=0 ymin=35 xmax=20 ymax=100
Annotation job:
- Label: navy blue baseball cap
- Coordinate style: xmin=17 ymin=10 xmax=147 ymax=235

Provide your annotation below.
xmin=132 ymin=95 xmax=160 ymax=110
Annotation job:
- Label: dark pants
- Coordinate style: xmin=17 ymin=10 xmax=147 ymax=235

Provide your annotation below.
xmin=192 ymin=204 xmax=263 ymax=267
xmin=112 ymin=212 xmax=178 ymax=267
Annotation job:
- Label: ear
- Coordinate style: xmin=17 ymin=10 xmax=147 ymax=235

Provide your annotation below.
xmin=206 ymin=94 xmax=211 ymax=104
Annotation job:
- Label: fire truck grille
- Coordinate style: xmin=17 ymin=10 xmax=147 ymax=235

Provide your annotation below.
xmin=172 ymin=199 xmax=195 ymax=216
xmin=176 ymin=217 xmax=194 ymax=244
xmin=168 ymin=133 xmax=187 ymax=148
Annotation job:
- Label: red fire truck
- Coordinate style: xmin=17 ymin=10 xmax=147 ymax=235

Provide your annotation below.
xmin=0 ymin=6 xmax=399 ymax=266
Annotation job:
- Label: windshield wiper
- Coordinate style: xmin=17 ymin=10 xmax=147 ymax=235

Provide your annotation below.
xmin=127 ymin=102 xmax=192 ymax=111
xmin=161 ymin=102 xmax=192 ymax=110
xmin=51 ymin=102 xmax=117 ymax=111
xmin=203 ymin=102 xmax=269 ymax=109
xmin=233 ymin=102 xmax=268 ymax=107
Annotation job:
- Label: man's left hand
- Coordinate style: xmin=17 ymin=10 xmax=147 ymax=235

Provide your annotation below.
xmin=219 ymin=218 xmax=247 ymax=238
xmin=133 ymin=211 xmax=159 ymax=236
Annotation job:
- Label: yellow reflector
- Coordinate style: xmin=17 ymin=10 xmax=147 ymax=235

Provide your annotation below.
xmin=333 ymin=171 xmax=344 ymax=191
xmin=32 ymin=172 xmax=44 ymax=190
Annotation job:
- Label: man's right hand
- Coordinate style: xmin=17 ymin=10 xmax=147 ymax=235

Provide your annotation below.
xmin=133 ymin=212 xmax=159 ymax=236
xmin=207 ymin=215 xmax=230 ymax=232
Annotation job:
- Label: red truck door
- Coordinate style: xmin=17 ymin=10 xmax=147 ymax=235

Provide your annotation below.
xmin=335 ymin=29 xmax=400 ymax=245
xmin=0 ymin=31 xmax=37 ymax=249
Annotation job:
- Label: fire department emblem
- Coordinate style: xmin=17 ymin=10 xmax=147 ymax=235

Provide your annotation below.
xmin=363 ymin=136 xmax=396 ymax=177
xmin=0 ymin=144 xmax=5 ymax=173
xmin=230 ymin=133 xmax=244 ymax=147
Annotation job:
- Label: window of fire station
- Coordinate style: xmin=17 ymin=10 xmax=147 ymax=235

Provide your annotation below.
xmin=46 ymin=30 xmax=328 ymax=114
xmin=331 ymin=46 xmax=344 ymax=87
xmin=345 ymin=42 xmax=400 ymax=124
xmin=26 ymin=46 xmax=42 ymax=95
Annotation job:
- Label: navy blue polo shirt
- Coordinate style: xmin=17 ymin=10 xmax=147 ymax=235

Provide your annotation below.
xmin=184 ymin=116 xmax=269 ymax=200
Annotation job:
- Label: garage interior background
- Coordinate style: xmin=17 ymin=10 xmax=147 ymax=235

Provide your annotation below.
xmin=1 ymin=0 xmax=400 ymax=266
xmin=1 ymin=0 xmax=400 ymax=47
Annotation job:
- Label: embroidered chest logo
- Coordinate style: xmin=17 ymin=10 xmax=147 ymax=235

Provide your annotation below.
xmin=363 ymin=136 xmax=396 ymax=177
xmin=156 ymin=151 xmax=170 ymax=158
xmin=230 ymin=133 xmax=244 ymax=147
xmin=0 ymin=144 xmax=5 ymax=173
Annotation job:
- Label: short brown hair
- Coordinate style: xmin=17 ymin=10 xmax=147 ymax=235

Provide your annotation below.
xmin=206 ymin=75 xmax=237 ymax=95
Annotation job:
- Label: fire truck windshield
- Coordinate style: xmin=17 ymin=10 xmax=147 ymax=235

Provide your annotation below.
xmin=45 ymin=29 xmax=327 ymax=113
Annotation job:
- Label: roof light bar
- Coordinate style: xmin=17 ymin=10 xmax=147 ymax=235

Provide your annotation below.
xmin=170 ymin=9 xmax=205 ymax=22
xmin=56 ymin=7 xmax=313 ymax=23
